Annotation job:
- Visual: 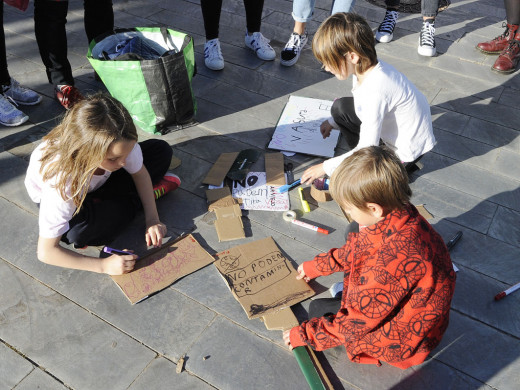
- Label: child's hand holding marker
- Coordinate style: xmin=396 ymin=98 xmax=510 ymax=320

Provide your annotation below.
xmin=102 ymin=247 xmax=137 ymax=275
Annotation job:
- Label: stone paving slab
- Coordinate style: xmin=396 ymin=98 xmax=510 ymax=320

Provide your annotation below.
xmin=0 ymin=342 xmax=34 ymax=390
xmin=13 ymin=368 xmax=68 ymax=390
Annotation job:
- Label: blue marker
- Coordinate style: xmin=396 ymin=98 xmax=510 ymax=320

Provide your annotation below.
xmin=277 ymin=179 xmax=301 ymax=193
xmin=103 ymin=246 xmax=133 ymax=256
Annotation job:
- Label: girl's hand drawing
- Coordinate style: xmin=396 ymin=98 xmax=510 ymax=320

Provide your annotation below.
xmin=301 ymin=163 xmax=325 ymax=185
xmin=320 ymin=120 xmax=333 ymax=139
xmin=283 ymin=329 xmax=294 ymax=350
xmin=296 ymin=263 xmax=311 ymax=282
xmin=145 ymin=221 xmax=167 ymax=247
xmin=103 ymin=253 xmax=137 ymax=275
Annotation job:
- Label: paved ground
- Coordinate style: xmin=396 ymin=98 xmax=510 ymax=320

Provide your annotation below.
xmin=1 ymin=0 xmax=519 ymax=389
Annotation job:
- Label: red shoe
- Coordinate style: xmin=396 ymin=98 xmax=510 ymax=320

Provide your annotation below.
xmin=477 ymin=23 xmax=519 ymax=54
xmin=492 ymin=38 xmax=520 ymax=74
xmin=55 ymin=84 xmax=84 ymax=109
xmin=153 ymin=173 xmax=181 ymax=200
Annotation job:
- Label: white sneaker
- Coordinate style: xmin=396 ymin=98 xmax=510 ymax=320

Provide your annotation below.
xmin=329 ymin=282 xmax=343 ymax=298
xmin=375 ymin=10 xmax=399 ymax=43
xmin=204 ymin=38 xmax=225 ymax=71
xmin=418 ymin=20 xmax=437 ymax=57
xmin=2 ymin=78 xmax=42 ymax=105
xmin=0 ymin=94 xmax=28 ymax=127
xmin=281 ymin=32 xmax=308 ymax=67
xmin=245 ymin=31 xmax=276 ymax=61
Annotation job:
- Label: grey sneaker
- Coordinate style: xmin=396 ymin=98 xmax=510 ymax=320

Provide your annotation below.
xmin=281 ymin=32 xmax=309 ymax=67
xmin=2 ymin=78 xmax=42 ymax=105
xmin=245 ymin=31 xmax=275 ymax=61
xmin=0 ymin=94 xmax=28 ymax=127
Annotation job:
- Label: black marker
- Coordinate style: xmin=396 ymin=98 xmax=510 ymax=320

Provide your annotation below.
xmin=446 ymin=231 xmax=463 ymax=251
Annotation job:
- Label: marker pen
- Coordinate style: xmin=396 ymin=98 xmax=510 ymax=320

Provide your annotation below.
xmin=291 ymin=219 xmax=329 ymax=235
xmin=298 ymin=187 xmax=311 ymax=213
xmin=103 ymin=246 xmax=133 ymax=256
xmin=494 ymin=281 xmax=520 ymax=301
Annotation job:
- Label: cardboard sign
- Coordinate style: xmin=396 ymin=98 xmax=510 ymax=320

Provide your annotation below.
xmin=231 ymin=172 xmax=290 ymax=211
xmin=214 ymin=204 xmax=245 ymax=242
xmin=202 ymin=152 xmax=239 ymax=186
xmin=268 ymin=96 xmax=340 ymax=157
xmin=111 ymin=234 xmax=215 ymax=304
xmin=265 ymin=152 xmax=285 ymax=186
xmin=214 ymin=237 xmax=314 ymax=319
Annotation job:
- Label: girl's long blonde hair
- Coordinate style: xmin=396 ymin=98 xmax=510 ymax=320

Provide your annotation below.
xmin=313 ymin=12 xmax=378 ymax=75
xmin=39 ymin=93 xmax=137 ymax=211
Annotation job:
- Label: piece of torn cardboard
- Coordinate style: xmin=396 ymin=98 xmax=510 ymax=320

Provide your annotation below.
xmin=214 ymin=204 xmax=245 ymax=242
xmin=111 ymin=234 xmax=215 ymax=304
xmin=416 ymin=204 xmax=433 ymax=219
xmin=206 ymin=187 xmax=237 ymax=212
xmin=169 ymin=154 xmax=182 ymax=170
xmin=214 ymin=237 xmax=314 ymax=319
xmin=263 ymin=306 xmax=299 ymax=330
xmin=265 ymin=152 xmax=285 ymax=186
xmin=202 ymin=152 xmax=239 ymax=186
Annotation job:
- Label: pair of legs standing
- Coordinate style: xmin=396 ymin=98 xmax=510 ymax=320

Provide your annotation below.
xmin=476 ymin=0 xmax=520 ymax=73
xmin=201 ymin=0 xmax=275 ymax=71
xmin=281 ymin=0 xmax=355 ymax=66
xmin=34 ymin=0 xmax=114 ymax=108
xmin=375 ymin=0 xmax=440 ymax=56
xmin=0 ymin=2 xmax=42 ymax=127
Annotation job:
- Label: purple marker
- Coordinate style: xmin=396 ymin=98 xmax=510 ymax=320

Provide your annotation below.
xmin=103 ymin=246 xmax=133 ymax=256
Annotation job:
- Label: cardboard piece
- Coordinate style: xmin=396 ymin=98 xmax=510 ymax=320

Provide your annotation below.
xmin=214 ymin=237 xmax=314 ymax=319
xmin=111 ymin=234 xmax=214 ymax=304
xmin=169 ymin=154 xmax=182 ymax=170
xmin=206 ymin=187 xmax=236 ymax=212
xmin=263 ymin=306 xmax=299 ymax=331
xmin=231 ymin=172 xmax=290 ymax=211
xmin=202 ymin=152 xmax=239 ymax=186
xmin=265 ymin=152 xmax=286 ymax=186
xmin=310 ymin=179 xmax=332 ymax=202
xmin=268 ymin=96 xmax=340 ymax=157
xmin=214 ymin=204 xmax=245 ymax=242
xmin=417 ymin=204 xmax=433 ymax=219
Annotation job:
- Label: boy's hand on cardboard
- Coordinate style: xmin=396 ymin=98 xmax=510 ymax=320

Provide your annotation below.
xmin=145 ymin=221 xmax=167 ymax=247
xmin=103 ymin=252 xmax=137 ymax=275
xmin=296 ymin=263 xmax=311 ymax=282
xmin=283 ymin=329 xmax=294 ymax=350
xmin=320 ymin=120 xmax=333 ymax=139
xmin=301 ymin=163 xmax=325 ymax=185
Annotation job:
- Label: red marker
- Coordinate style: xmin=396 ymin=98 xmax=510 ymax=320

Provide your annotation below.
xmin=494 ymin=281 xmax=520 ymax=301
xmin=291 ymin=219 xmax=329 ymax=235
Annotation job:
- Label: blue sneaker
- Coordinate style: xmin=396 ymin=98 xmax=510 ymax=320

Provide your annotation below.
xmin=0 ymin=94 xmax=28 ymax=127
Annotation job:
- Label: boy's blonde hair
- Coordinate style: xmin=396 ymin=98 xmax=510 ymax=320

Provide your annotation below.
xmin=40 ymin=93 xmax=137 ymax=210
xmin=330 ymin=146 xmax=411 ymax=213
xmin=313 ymin=12 xmax=378 ymax=75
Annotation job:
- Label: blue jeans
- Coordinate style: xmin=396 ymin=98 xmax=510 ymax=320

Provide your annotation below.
xmin=292 ymin=0 xmax=356 ymax=23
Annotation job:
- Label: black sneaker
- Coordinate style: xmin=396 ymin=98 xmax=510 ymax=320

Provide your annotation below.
xmin=418 ymin=20 xmax=436 ymax=56
xmin=376 ymin=10 xmax=399 ymax=43
xmin=281 ymin=32 xmax=308 ymax=67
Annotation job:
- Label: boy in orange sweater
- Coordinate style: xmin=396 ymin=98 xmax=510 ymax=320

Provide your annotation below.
xmin=283 ymin=146 xmax=456 ymax=369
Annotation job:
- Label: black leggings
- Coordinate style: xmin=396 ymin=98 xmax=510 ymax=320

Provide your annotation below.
xmin=62 ymin=139 xmax=172 ymax=247
xmin=201 ymin=0 xmax=264 ymax=40
xmin=34 ymin=0 xmax=114 ymax=86
xmin=505 ymin=0 xmax=520 ymax=25
xmin=0 ymin=2 xmax=9 ymax=85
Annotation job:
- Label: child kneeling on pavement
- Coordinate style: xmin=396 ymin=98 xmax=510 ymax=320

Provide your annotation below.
xmin=283 ymin=146 xmax=456 ymax=369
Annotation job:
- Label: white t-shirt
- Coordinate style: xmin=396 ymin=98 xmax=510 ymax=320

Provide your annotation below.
xmin=323 ymin=60 xmax=436 ymax=176
xmin=25 ymin=141 xmax=143 ymax=238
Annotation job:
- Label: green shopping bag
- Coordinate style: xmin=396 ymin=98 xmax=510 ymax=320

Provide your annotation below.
xmin=87 ymin=27 xmax=197 ymax=135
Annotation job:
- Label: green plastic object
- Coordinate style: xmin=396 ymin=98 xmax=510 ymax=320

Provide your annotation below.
xmin=292 ymin=347 xmax=326 ymax=390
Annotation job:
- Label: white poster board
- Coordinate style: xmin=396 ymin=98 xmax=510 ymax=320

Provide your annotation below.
xmin=268 ymin=96 xmax=340 ymax=157
xmin=231 ymin=172 xmax=290 ymax=211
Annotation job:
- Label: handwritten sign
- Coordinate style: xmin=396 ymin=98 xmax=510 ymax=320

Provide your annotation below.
xmin=111 ymin=234 xmax=215 ymax=304
xmin=231 ymin=172 xmax=289 ymax=211
xmin=268 ymin=95 xmax=340 ymax=157
xmin=215 ymin=237 xmax=314 ymax=319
